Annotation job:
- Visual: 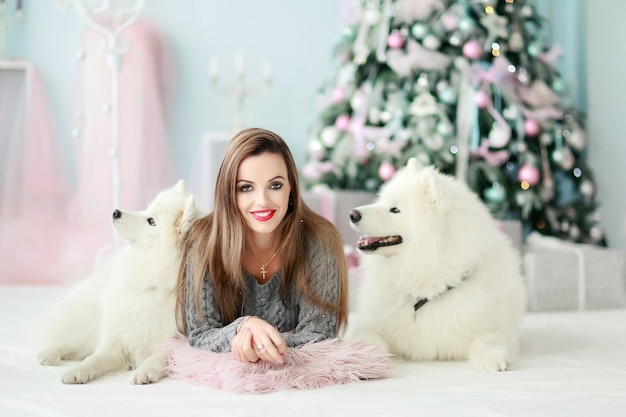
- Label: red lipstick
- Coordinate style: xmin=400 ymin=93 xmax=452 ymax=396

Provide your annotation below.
xmin=250 ymin=210 xmax=275 ymax=222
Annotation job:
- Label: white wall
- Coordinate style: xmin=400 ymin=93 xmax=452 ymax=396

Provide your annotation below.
xmin=4 ymin=0 xmax=345 ymax=189
xmin=586 ymin=0 xmax=626 ymax=250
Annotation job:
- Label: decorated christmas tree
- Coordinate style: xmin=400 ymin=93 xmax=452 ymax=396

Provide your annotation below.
xmin=301 ymin=0 xmax=606 ymax=245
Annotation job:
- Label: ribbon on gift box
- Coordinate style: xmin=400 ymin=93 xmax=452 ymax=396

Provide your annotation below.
xmin=344 ymin=244 xmax=359 ymax=271
xmin=316 ymin=185 xmax=336 ymax=225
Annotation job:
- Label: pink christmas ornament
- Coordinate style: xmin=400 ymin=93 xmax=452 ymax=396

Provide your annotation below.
xmin=462 ymin=40 xmax=482 ymax=60
xmin=378 ymin=162 xmax=396 ymax=181
xmin=524 ymin=118 xmax=541 ymax=136
xmin=301 ymin=162 xmax=323 ymax=181
xmin=518 ymin=164 xmax=540 ymax=186
xmin=475 ymin=90 xmax=490 ymax=108
xmin=319 ymin=161 xmax=335 ymax=174
xmin=302 ymin=160 xmax=334 ymax=181
xmin=442 ymin=13 xmax=459 ymax=31
xmin=331 ymin=87 xmax=345 ymax=103
xmin=387 ymin=31 xmax=405 ymax=49
xmin=335 ymin=114 xmax=351 ymax=131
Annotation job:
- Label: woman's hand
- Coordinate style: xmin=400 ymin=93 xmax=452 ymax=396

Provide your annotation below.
xmin=231 ymin=316 xmax=286 ymax=364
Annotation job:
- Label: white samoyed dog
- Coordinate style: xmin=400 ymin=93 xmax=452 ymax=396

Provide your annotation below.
xmin=35 ymin=180 xmax=203 ymax=384
xmin=348 ymin=158 xmax=526 ymax=372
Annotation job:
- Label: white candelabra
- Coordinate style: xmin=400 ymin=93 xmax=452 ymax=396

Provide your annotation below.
xmin=208 ymin=51 xmax=273 ymax=132
xmin=0 ymin=0 xmax=23 ymax=60
xmin=57 ymin=0 xmax=148 ymax=213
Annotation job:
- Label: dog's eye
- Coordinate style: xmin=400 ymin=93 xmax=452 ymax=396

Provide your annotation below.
xmin=147 ymin=218 xmax=156 ymax=226
xmin=390 ymin=207 xmax=400 ymax=213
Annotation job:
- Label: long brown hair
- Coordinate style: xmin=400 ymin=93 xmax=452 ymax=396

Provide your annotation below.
xmin=176 ymin=128 xmax=348 ymax=333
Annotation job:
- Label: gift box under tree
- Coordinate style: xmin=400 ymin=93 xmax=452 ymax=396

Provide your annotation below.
xmin=523 ymin=233 xmax=626 ymax=311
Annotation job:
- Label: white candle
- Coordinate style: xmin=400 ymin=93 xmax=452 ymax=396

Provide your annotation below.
xmin=234 ymin=51 xmax=245 ymax=77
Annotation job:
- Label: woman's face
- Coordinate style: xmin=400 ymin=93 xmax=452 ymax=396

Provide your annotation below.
xmin=236 ymin=152 xmax=291 ymax=237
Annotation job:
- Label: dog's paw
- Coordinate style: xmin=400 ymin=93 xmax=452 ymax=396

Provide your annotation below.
xmin=469 ymin=347 xmax=510 ymax=372
xmin=131 ymin=367 xmax=166 ymax=385
xmin=37 ymin=349 xmax=62 ymax=366
xmin=62 ymin=367 xmax=93 ymax=384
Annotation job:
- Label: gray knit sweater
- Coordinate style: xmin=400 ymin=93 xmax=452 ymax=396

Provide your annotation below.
xmin=184 ymin=237 xmax=340 ymax=352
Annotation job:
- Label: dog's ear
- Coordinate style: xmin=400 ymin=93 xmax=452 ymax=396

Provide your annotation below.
xmin=174 ymin=179 xmax=186 ymax=193
xmin=178 ymin=195 xmax=200 ymax=236
xmin=421 ymin=167 xmax=443 ymax=205
xmin=407 ymin=157 xmax=424 ymax=172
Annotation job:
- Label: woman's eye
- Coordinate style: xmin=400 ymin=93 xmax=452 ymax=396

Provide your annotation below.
xmin=147 ymin=218 xmax=156 ymax=226
xmin=239 ymin=184 xmax=253 ymax=192
xmin=270 ymin=182 xmax=283 ymax=190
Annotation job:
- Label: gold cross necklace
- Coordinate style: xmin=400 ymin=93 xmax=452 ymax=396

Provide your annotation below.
xmin=246 ymin=248 xmax=278 ymax=281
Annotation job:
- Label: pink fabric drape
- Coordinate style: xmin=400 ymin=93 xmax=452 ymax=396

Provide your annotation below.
xmin=70 ymin=19 xmax=172 ymax=221
xmin=65 ymin=19 xmax=174 ymax=275
xmin=0 ymin=63 xmax=71 ymax=284
xmin=0 ymin=20 xmax=173 ymax=284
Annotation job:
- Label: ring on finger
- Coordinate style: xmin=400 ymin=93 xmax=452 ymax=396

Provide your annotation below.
xmin=256 ymin=345 xmax=264 ymax=352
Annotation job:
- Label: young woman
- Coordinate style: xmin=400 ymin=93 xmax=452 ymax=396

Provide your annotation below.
xmin=176 ymin=127 xmax=348 ymax=364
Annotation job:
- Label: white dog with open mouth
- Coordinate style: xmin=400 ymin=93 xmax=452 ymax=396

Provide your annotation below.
xmin=35 ymin=180 xmax=203 ymax=384
xmin=348 ymin=158 xmax=526 ymax=372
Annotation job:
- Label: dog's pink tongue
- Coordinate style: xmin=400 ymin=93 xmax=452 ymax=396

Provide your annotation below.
xmin=357 ymin=236 xmax=377 ymax=248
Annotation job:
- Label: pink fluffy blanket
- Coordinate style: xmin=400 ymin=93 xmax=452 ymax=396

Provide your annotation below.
xmin=163 ymin=337 xmax=392 ymax=394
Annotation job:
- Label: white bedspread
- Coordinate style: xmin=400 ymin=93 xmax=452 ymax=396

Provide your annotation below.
xmin=1 ymin=285 xmax=625 ymax=417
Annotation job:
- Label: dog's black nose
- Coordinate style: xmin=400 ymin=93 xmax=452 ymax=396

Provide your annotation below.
xmin=349 ymin=209 xmax=361 ymax=224
xmin=112 ymin=209 xmax=121 ymax=219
